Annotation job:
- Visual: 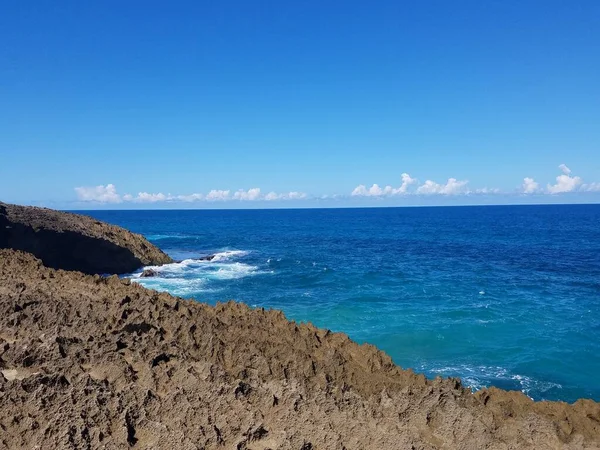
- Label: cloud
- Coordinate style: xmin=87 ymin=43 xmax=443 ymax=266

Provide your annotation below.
xmin=351 ymin=173 xmax=417 ymax=197
xmin=581 ymin=182 xmax=600 ymax=192
xmin=474 ymin=187 xmax=501 ymax=194
xmin=416 ymin=178 xmax=469 ymax=195
xmin=350 ymin=164 xmax=600 ymax=199
xmin=397 ymin=173 xmax=417 ymax=194
xmin=353 ymin=174 xmax=470 ymax=197
xmin=133 ymin=192 xmax=170 ymax=203
xmin=285 ymin=191 xmax=308 ymax=200
xmin=522 ymin=177 xmax=540 ymax=194
xmin=265 ymin=191 xmax=308 ymax=201
xmin=351 ymin=184 xmax=384 ymax=197
xmin=75 ymin=164 xmax=599 ymax=205
xmin=205 ymin=189 xmax=231 ymax=201
xmin=558 ymin=164 xmax=571 ymax=175
xmin=523 ymin=164 xmax=598 ymax=195
xmin=546 ymin=164 xmax=582 ymax=194
xmin=74 ymin=184 xmax=121 ymax=203
xmin=75 ymin=185 xmax=310 ymax=203
xmin=350 ymin=185 xmax=368 ymax=196
xmin=176 ymin=193 xmax=205 ymax=202
xmin=233 ymin=188 xmax=261 ymax=201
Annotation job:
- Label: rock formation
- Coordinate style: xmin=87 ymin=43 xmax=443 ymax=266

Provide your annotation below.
xmin=0 ymin=202 xmax=172 ymax=274
xmin=1 ymin=249 xmax=599 ymax=449
xmin=140 ymin=269 xmax=160 ymax=278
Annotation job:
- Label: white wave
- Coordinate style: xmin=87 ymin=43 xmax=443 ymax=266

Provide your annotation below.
xmin=210 ymin=250 xmax=249 ymax=261
xmin=206 ymin=262 xmax=259 ymax=280
xmin=132 ymin=249 xmax=250 ymax=275
xmin=133 ymin=260 xmax=258 ymax=280
xmin=128 ymin=249 xmax=265 ymax=297
xmin=420 ymin=364 xmax=562 ymax=397
xmin=134 ymin=277 xmax=213 ymax=296
xmin=131 ymin=259 xmax=199 ymax=277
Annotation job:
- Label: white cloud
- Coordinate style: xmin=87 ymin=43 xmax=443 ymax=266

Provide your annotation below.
xmin=522 ymin=177 xmax=540 ymax=194
xmin=233 ymin=188 xmax=261 ymax=201
xmin=76 ymin=164 xmax=599 ymax=206
xmin=351 ymin=185 xmax=368 ymax=196
xmin=285 ymin=191 xmax=307 ymax=200
xmin=349 ymin=164 xmax=600 ymax=199
xmin=265 ymin=191 xmax=308 ymax=201
xmin=368 ymin=184 xmax=385 ymax=196
xmin=133 ymin=192 xmax=170 ymax=203
xmin=74 ymin=184 xmax=122 ymax=203
xmin=397 ymin=172 xmax=417 ymax=194
xmin=559 ymin=164 xmax=571 ymax=175
xmin=351 ymin=173 xmax=417 ymax=197
xmin=206 ymin=189 xmax=231 ymax=201
xmin=75 ymin=185 xmax=310 ymax=203
xmin=176 ymin=193 xmax=205 ymax=202
xmin=416 ymin=178 xmax=469 ymax=195
xmin=546 ymin=164 xmax=582 ymax=194
xmin=581 ymin=182 xmax=600 ymax=192
xmin=474 ymin=187 xmax=501 ymax=194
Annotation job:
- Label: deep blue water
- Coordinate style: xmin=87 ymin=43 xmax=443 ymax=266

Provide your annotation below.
xmin=83 ymin=205 xmax=600 ymax=403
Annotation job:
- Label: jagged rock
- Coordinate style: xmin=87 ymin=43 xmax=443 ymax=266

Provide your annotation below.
xmin=0 ymin=248 xmax=599 ymax=449
xmin=198 ymin=254 xmax=216 ymax=261
xmin=0 ymin=202 xmax=172 ymax=274
xmin=140 ymin=269 xmax=159 ymax=278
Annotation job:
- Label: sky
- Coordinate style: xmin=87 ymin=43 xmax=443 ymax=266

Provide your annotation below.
xmin=1 ymin=0 xmax=599 ymax=209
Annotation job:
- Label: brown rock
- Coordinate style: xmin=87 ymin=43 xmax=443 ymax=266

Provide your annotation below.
xmin=140 ymin=269 xmax=160 ymax=278
xmin=0 ymin=249 xmax=598 ymax=449
xmin=0 ymin=202 xmax=172 ymax=274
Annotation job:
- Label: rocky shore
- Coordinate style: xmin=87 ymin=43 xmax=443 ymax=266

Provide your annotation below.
xmin=0 ymin=202 xmax=172 ymax=274
xmin=0 ymin=205 xmax=599 ymax=449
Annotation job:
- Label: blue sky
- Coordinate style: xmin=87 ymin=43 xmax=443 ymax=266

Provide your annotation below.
xmin=1 ymin=0 xmax=599 ymax=208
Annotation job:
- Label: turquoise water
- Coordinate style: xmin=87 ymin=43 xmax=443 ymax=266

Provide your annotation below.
xmin=84 ymin=205 xmax=600 ymax=403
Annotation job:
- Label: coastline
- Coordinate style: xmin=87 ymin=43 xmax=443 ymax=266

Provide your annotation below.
xmin=1 ymin=202 xmax=599 ymax=448
xmin=1 ymin=249 xmax=599 ymax=448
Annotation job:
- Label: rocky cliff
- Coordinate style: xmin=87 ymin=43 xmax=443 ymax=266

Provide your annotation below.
xmin=1 ymin=249 xmax=598 ymax=449
xmin=0 ymin=202 xmax=172 ymax=274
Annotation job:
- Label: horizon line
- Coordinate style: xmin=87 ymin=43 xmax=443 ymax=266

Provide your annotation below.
xmin=63 ymin=201 xmax=600 ymax=212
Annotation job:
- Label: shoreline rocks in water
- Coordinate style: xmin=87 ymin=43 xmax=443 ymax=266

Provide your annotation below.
xmin=0 ymin=202 xmax=172 ymax=274
xmin=140 ymin=268 xmax=160 ymax=277
xmin=0 ymin=248 xmax=599 ymax=448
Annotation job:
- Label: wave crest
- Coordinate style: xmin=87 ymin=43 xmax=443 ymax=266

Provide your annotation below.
xmin=129 ymin=249 xmax=264 ymax=295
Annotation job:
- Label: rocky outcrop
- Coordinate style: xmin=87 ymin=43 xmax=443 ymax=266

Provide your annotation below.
xmin=0 ymin=202 xmax=172 ymax=274
xmin=140 ymin=268 xmax=160 ymax=278
xmin=1 ymin=249 xmax=599 ymax=449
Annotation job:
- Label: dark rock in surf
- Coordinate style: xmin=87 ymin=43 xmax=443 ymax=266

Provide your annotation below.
xmin=140 ymin=269 xmax=160 ymax=278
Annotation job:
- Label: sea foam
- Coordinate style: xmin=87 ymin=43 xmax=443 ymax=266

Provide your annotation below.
xmin=130 ymin=249 xmax=262 ymax=295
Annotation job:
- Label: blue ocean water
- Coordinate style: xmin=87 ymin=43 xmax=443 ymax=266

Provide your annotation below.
xmin=83 ymin=205 xmax=600 ymax=403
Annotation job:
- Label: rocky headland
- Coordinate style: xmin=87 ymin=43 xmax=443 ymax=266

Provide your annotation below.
xmin=0 ymin=204 xmax=599 ymax=449
xmin=0 ymin=202 xmax=172 ymax=274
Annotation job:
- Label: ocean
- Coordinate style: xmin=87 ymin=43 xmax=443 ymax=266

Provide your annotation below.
xmin=83 ymin=205 xmax=600 ymax=403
